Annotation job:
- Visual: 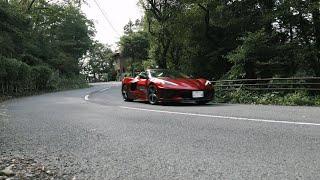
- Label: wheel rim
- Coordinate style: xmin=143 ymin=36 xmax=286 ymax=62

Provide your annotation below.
xmin=148 ymin=87 xmax=158 ymax=104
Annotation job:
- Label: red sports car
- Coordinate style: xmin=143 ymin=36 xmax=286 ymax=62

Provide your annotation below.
xmin=121 ymin=69 xmax=214 ymax=105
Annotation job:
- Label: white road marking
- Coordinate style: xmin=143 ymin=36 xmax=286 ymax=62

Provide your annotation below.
xmin=84 ymin=95 xmax=90 ymax=101
xmin=99 ymin=88 xmax=110 ymax=92
xmin=85 ymin=87 xmax=110 ymax=101
xmin=119 ymin=106 xmax=320 ymax=127
xmin=0 ymin=112 xmax=9 ymax=117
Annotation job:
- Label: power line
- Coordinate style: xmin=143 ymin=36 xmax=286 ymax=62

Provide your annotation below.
xmin=92 ymin=0 xmax=120 ymax=36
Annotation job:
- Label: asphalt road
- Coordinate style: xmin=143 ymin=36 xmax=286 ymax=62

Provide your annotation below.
xmin=1 ymin=82 xmax=320 ymax=179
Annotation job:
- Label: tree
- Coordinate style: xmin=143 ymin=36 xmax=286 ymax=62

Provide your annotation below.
xmin=137 ymin=0 xmax=320 ymax=79
xmin=0 ymin=0 xmax=95 ymax=95
xmin=25 ymin=2 xmax=95 ymax=75
xmin=119 ymin=30 xmax=150 ymax=75
xmin=140 ymin=0 xmax=183 ymax=68
xmin=81 ymin=42 xmax=115 ymax=82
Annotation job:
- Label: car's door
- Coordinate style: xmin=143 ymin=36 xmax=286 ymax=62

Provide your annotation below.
xmin=136 ymin=72 xmax=148 ymax=99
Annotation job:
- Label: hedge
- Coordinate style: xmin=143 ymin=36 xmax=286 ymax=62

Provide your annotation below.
xmin=0 ymin=57 xmax=88 ymax=97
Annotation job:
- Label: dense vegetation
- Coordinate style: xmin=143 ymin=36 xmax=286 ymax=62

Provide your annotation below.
xmin=120 ymin=0 xmax=320 ymax=105
xmin=120 ymin=0 xmax=319 ymax=79
xmin=119 ymin=20 xmax=150 ymax=75
xmin=118 ymin=0 xmax=320 ymax=105
xmin=0 ymin=0 xmax=96 ymax=98
xmin=80 ymin=41 xmax=116 ymax=82
xmin=214 ymin=89 xmax=320 ymax=106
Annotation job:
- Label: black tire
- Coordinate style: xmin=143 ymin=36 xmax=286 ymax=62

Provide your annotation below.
xmin=196 ymin=100 xmax=210 ymax=105
xmin=148 ymin=85 xmax=159 ymax=105
xmin=122 ymin=85 xmax=133 ymax=102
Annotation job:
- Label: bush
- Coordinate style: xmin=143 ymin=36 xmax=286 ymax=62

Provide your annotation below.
xmin=18 ymin=62 xmax=32 ymax=91
xmin=215 ymin=88 xmax=318 ymax=106
xmin=3 ymin=58 xmax=21 ymax=83
xmin=257 ymin=92 xmax=282 ymax=105
xmin=31 ymin=65 xmax=53 ymax=90
xmin=315 ymin=97 xmax=320 ymax=106
xmin=0 ymin=56 xmax=8 ymax=80
xmin=0 ymin=57 xmax=88 ymax=99
xmin=21 ymin=54 xmax=42 ymax=66
xmin=282 ymin=92 xmax=314 ymax=106
xmin=49 ymin=73 xmax=89 ymax=91
xmin=0 ymin=57 xmax=30 ymax=93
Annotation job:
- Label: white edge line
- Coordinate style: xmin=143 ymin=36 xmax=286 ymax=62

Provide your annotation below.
xmin=84 ymin=95 xmax=90 ymax=101
xmin=85 ymin=85 xmax=116 ymax=101
xmin=99 ymin=88 xmax=110 ymax=92
xmin=0 ymin=112 xmax=9 ymax=117
xmin=119 ymin=106 xmax=320 ymax=127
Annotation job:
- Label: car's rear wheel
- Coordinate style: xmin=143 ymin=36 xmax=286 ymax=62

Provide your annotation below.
xmin=148 ymin=85 xmax=158 ymax=105
xmin=122 ymin=85 xmax=133 ymax=102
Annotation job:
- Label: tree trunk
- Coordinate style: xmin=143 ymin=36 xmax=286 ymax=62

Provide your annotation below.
xmin=131 ymin=57 xmax=135 ymax=77
xmin=244 ymin=60 xmax=257 ymax=79
xmin=198 ymin=4 xmax=212 ymax=40
xmin=170 ymin=45 xmax=182 ymax=70
xmin=289 ymin=23 xmax=293 ymax=42
xmin=312 ymin=6 xmax=320 ymax=48
xmin=312 ymin=2 xmax=320 ymax=76
xmin=159 ymin=39 xmax=170 ymax=69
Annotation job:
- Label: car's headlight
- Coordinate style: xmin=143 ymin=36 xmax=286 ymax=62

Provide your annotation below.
xmin=161 ymin=80 xmax=178 ymax=86
xmin=205 ymin=80 xmax=212 ymax=86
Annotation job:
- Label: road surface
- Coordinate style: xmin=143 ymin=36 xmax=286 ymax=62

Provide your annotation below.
xmin=1 ymin=82 xmax=320 ymax=179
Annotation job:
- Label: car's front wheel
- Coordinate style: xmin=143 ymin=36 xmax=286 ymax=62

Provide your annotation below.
xmin=148 ymin=85 xmax=159 ymax=105
xmin=122 ymin=85 xmax=133 ymax=102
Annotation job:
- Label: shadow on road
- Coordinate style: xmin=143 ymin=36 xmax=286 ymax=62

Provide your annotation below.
xmin=130 ymin=100 xmax=230 ymax=107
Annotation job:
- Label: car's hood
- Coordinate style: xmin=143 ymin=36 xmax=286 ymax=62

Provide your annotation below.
xmin=157 ymin=77 xmax=206 ymax=90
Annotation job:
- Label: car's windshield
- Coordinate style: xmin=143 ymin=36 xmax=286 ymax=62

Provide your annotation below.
xmin=149 ymin=69 xmax=189 ymax=79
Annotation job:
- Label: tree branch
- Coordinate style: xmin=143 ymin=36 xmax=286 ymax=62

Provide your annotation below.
xmin=27 ymin=0 xmax=37 ymax=11
xmin=147 ymin=0 xmax=162 ymax=21
xmin=197 ymin=3 xmax=211 ymax=39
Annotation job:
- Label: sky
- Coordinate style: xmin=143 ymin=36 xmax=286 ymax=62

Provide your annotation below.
xmin=82 ymin=0 xmax=144 ymax=50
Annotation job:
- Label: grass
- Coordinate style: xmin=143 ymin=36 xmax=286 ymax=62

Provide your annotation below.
xmin=0 ymin=96 xmax=11 ymax=103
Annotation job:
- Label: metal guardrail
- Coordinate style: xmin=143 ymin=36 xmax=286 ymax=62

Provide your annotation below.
xmin=212 ymin=77 xmax=320 ymax=91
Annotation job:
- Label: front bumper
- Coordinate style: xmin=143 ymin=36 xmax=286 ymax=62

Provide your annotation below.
xmin=157 ymin=88 xmax=214 ymax=103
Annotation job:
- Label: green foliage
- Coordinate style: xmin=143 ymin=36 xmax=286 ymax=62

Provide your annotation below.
xmin=315 ymin=97 xmax=320 ymax=106
xmin=0 ymin=0 xmax=94 ymax=72
xmin=0 ymin=1 xmax=93 ymax=97
xmin=215 ymin=89 xmax=319 ymax=106
xmin=0 ymin=56 xmax=87 ymax=98
xmin=81 ymin=42 xmax=116 ymax=82
xmin=31 ymin=65 xmax=53 ymax=90
xmin=49 ymin=74 xmax=89 ymax=91
xmin=119 ymin=31 xmax=149 ymax=62
xmin=119 ymin=30 xmax=150 ymax=74
xmin=139 ymin=0 xmax=320 ymax=80
xmin=226 ymin=30 xmax=272 ymax=79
